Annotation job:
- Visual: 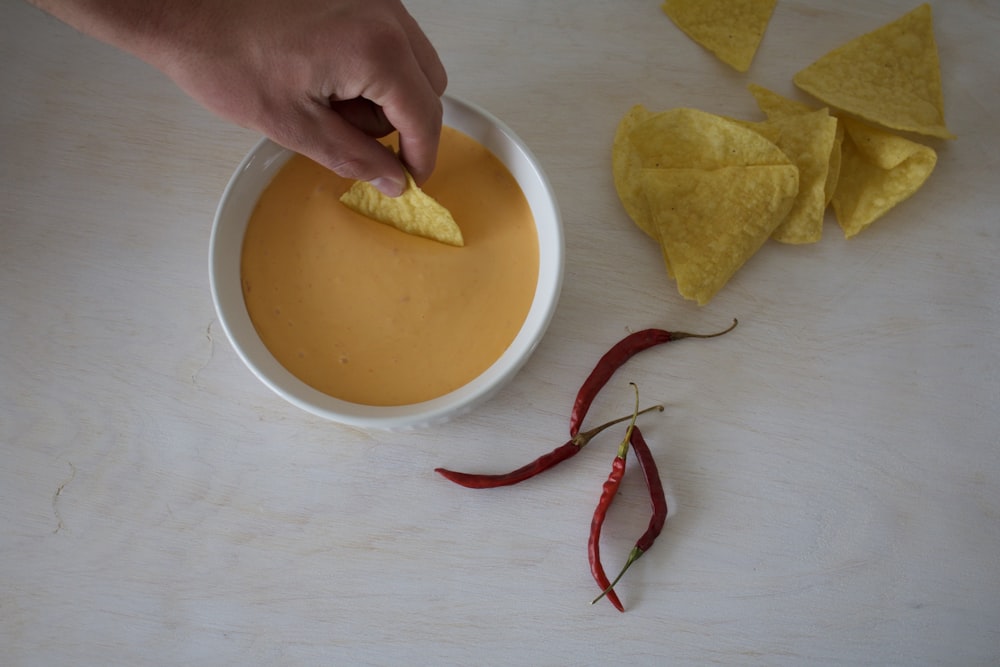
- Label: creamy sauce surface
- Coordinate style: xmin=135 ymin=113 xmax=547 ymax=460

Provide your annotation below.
xmin=241 ymin=127 xmax=539 ymax=406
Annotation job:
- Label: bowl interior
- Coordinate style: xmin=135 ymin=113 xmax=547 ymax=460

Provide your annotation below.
xmin=209 ymin=95 xmax=563 ymax=429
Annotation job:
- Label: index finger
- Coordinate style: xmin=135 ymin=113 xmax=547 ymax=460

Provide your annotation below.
xmin=367 ymin=67 xmax=443 ymax=184
xmin=361 ymin=50 xmax=445 ymax=184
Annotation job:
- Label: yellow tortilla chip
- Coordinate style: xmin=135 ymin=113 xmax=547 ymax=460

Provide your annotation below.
xmin=748 ymin=83 xmax=844 ymax=209
xmin=793 ymin=4 xmax=954 ymax=139
xmin=747 ymin=83 xmax=815 ymax=118
xmin=832 ymin=117 xmax=937 ymax=238
xmin=641 ymin=165 xmax=799 ymax=305
xmin=340 ymin=170 xmax=464 ymax=247
xmin=614 ymin=107 xmax=795 ymax=282
xmin=737 ymin=109 xmax=839 ymax=244
xmin=612 ymin=104 xmax=657 ymax=238
xmin=662 ymin=0 xmax=777 ymax=72
xmin=630 ymin=107 xmax=793 ymax=170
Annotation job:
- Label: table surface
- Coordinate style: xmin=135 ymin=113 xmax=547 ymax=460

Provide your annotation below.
xmin=3 ymin=1 xmax=998 ymax=665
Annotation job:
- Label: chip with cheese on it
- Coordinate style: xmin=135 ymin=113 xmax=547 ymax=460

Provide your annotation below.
xmin=340 ymin=169 xmax=464 ymax=247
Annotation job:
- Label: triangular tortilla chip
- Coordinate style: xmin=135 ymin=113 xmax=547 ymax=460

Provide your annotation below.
xmin=748 ymin=83 xmax=844 ymax=209
xmin=793 ymin=4 xmax=954 ymax=139
xmin=662 ymin=0 xmax=777 ymax=72
xmin=737 ymin=109 xmax=839 ymax=244
xmin=747 ymin=83 xmax=815 ymax=118
xmin=832 ymin=117 xmax=937 ymax=238
xmin=615 ymin=107 xmax=794 ymax=280
xmin=630 ymin=107 xmax=793 ymax=170
xmin=642 ymin=165 xmax=799 ymax=305
xmin=340 ymin=170 xmax=464 ymax=246
xmin=612 ymin=104 xmax=657 ymax=238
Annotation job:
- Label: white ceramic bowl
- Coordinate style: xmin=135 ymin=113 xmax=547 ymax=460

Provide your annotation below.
xmin=209 ymin=95 xmax=564 ymax=430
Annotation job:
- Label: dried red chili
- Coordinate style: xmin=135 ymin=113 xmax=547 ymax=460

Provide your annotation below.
xmin=434 ymin=404 xmax=664 ymax=489
xmin=569 ymin=319 xmax=737 ymax=437
xmin=588 ymin=383 xmax=641 ymax=612
xmin=591 ymin=424 xmax=667 ymax=607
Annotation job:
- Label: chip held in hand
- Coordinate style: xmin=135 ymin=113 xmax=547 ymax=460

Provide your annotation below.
xmin=340 ymin=169 xmax=464 ymax=247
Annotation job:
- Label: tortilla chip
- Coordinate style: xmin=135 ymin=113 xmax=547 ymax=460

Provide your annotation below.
xmin=747 ymin=83 xmax=814 ymax=118
xmin=630 ymin=107 xmax=793 ymax=170
xmin=642 ymin=165 xmax=799 ymax=305
xmin=662 ymin=0 xmax=777 ymax=72
xmin=832 ymin=117 xmax=937 ymax=238
xmin=614 ymin=107 xmax=794 ymax=282
xmin=748 ymin=83 xmax=844 ymax=208
xmin=793 ymin=4 xmax=954 ymax=139
xmin=340 ymin=170 xmax=464 ymax=247
xmin=738 ymin=109 xmax=839 ymax=244
xmin=612 ymin=104 xmax=657 ymax=238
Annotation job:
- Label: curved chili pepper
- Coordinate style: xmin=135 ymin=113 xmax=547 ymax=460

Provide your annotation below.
xmin=434 ymin=404 xmax=664 ymax=489
xmin=591 ymin=425 xmax=667 ymax=606
xmin=569 ymin=319 xmax=737 ymax=437
xmin=588 ymin=384 xmax=641 ymax=612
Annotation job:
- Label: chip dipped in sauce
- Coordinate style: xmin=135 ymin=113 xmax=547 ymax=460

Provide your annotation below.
xmin=240 ymin=127 xmax=539 ymax=406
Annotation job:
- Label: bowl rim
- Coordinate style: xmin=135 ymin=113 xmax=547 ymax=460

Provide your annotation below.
xmin=209 ymin=93 xmax=564 ymax=430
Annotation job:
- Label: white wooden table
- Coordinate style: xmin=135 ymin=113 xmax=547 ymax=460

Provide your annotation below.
xmin=3 ymin=1 xmax=998 ymax=664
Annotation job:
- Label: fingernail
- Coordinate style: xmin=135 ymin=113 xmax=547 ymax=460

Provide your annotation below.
xmin=371 ymin=176 xmax=405 ymax=198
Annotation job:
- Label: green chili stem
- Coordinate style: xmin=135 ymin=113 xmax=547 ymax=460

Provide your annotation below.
xmin=573 ymin=403 xmax=664 ymax=448
xmin=615 ymin=383 xmax=641 ymax=460
xmin=590 ymin=546 xmax=646 ymax=605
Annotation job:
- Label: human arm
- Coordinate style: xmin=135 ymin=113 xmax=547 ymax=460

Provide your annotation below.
xmin=28 ymin=0 xmax=447 ymax=195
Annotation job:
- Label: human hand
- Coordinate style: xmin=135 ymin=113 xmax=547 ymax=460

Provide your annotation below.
xmin=150 ymin=0 xmax=447 ymax=196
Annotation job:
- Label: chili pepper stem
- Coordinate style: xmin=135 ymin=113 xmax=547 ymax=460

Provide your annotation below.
xmin=670 ymin=318 xmax=738 ymax=341
xmin=590 ymin=546 xmax=645 ymax=606
xmin=616 ymin=383 xmax=642 ymax=460
xmin=572 ymin=404 xmax=664 ymax=448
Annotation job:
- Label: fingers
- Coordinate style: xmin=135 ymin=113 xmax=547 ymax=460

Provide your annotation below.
xmin=361 ymin=48 xmax=444 ymax=185
xmin=391 ymin=7 xmax=448 ymax=184
xmin=382 ymin=87 xmax=443 ymax=187
xmin=266 ymin=100 xmax=407 ymax=196
xmin=311 ymin=113 xmax=408 ymax=197
xmin=397 ymin=5 xmax=448 ymax=96
xmin=347 ymin=4 xmax=445 ymax=185
xmin=251 ymin=2 xmax=448 ymax=196
xmin=328 ymin=97 xmax=394 ymax=137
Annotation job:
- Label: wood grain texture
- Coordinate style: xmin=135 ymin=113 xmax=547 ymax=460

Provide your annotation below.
xmin=2 ymin=1 xmax=998 ymax=665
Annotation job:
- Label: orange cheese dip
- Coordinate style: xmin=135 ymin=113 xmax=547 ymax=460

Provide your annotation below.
xmin=240 ymin=127 xmax=539 ymax=406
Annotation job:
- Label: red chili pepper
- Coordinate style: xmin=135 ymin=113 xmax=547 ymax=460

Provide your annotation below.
xmin=588 ymin=383 xmax=641 ymax=612
xmin=569 ymin=319 xmax=737 ymax=437
xmin=434 ymin=404 xmax=664 ymax=489
xmin=591 ymin=425 xmax=667 ymax=607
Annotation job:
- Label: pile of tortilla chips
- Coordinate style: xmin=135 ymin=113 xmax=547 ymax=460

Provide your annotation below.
xmin=340 ymin=168 xmax=464 ymax=247
xmin=622 ymin=4 xmax=951 ymax=305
